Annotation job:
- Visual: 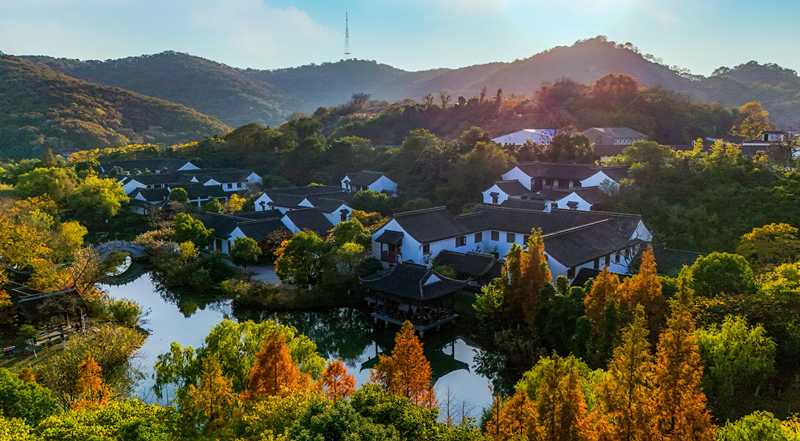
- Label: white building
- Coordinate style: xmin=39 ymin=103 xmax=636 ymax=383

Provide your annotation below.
xmin=492 ymin=129 xmax=561 ymax=145
xmin=341 ymin=171 xmax=398 ymax=195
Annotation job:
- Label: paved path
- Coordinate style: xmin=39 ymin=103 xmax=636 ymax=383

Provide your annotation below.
xmin=245 ymin=264 xmax=283 ymax=286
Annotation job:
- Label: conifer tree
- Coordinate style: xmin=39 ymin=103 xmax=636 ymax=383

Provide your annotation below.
xmin=485 ymin=389 xmax=535 ymax=441
xmin=651 ymin=281 xmax=715 ymax=441
xmin=370 ymin=321 xmax=437 ymax=408
xmin=71 ymin=354 xmax=110 ymax=410
xmin=584 ymin=267 xmax=620 ymax=334
xmin=322 ymin=359 xmax=356 ymax=401
xmin=242 ymin=330 xmax=310 ymax=400
xmin=597 ymin=307 xmax=655 ymax=441
xmin=614 ymin=246 xmax=666 ymax=336
xmin=502 ymin=229 xmax=551 ymax=327
xmin=181 ymin=354 xmax=237 ymax=432
xmin=530 ymin=356 xmax=588 ymax=441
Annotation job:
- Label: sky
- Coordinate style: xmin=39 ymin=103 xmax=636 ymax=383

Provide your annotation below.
xmin=1 ymin=0 xmax=798 ymax=76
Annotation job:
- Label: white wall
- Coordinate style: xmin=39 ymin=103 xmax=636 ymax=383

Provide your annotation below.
xmin=122 ymin=180 xmax=146 ymax=195
xmin=481 ymin=184 xmax=511 ymax=205
xmin=549 ymin=193 xmax=593 ymax=211
xmin=580 ymin=171 xmax=618 ymax=188
xmin=322 ymin=204 xmax=352 ymax=226
xmin=178 ymin=162 xmax=200 ymax=171
xmin=500 ymin=167 xmax=533 ymax=190
xmin=368 ymin=175 xmax=398 ymax=193
xmin=254 ymin=194 xmax=271 ymax=212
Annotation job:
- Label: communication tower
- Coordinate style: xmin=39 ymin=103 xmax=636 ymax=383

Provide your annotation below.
xmin=344 ymin=13 xmax=351 ymax=58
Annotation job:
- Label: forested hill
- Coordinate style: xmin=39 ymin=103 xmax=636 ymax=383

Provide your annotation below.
xmin=25 ymin=51 xmax=292 ymax=128
xmin=23 ymin=37 xmax=800 ymax=130
xmin=0 ymin=54 xmax=229 ymax=158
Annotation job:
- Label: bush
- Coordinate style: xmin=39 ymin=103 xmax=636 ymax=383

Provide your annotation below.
xmin=0 ymin=369 xmax=60 ymax=425
xmin=221 ymin=279 xmax=280 ymax=307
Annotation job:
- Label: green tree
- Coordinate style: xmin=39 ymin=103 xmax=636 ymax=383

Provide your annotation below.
xmin=330 ymin=218 xmax=371 ymax=248
xmin=68 ymin=175 xmax=128 ymax=222
xmin=169 ymin=187 xmax=189 ymax=203
xmin=696 ymin=316 xmax=776 ymax=398
xmin=229 ymin=237 xmax=262 ymax=277
xmin=716 ymin=411 xmax=790 ymax=441
xmin=172 ymin=213 xmax=214 ymax=248
xmin=398 ymin=198 xmax=433 ymax=213
xmin=618 ymin=141 xmax=677 ymax=167
xmin=436 ymin=142 xmax=515 ymax=209
xmin=16 ymin=167 xmax=78 ymax=204
xmin=275 ymin=232 xmax=327 ymax=286
xmin=0 ymin=368 xmax=60 ymax=426
xmin=352 ymin=190 xmax=393 ymax=216
xmin=289 ymin=399 xmax=401 ymax=441
xmin=204 ymin=198 xmax=224 ymax=214
xmin=736 ymin=223 xmax=800 ymax=274
xmin=36 ymin=400 xmax=179 ymax=441
xmin=545 ymin=132 xmax=594 ymax=163
xmin=732 ymin=101 xmax=774 ymax=140
xmin=689 ymin=252 xmax=755 ymax=297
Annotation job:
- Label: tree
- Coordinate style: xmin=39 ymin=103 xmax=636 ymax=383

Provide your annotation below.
xmin=330 ymin=242 xmax=367 ymax=278
xmin=370 ymin=321 xmax=437 ymax=408
xmin=732 ymin=101 xmax=774 ymax=140
xmin=242 ymin=330 xmax=310 ymax=400
xmin=485 ymin=390 xmax=535 ymax=441
xmin=288 ymin=399 xmax=400 ymax=441
xmin=169 ymin=187 xmax=189 ymax=203
xmin=224 ymin=194 xmax=246 ymax=214
xmin=71 ymin=355 xmax=110 ymax=410
xmin=689 ymin=252 xmax=755 ymax=297
xmin=351 ymin=92 xmax=371 ymax=108
xmin=67 ymin=175 xmax=128 ymax=222
xmin=436 ymin=142 xmax=515 ymax=209
xmin=501 ymin=230 xmax=551 ymax=327
xmin=695 ymin=315 xmax=776 ymax=398
xmin=398 ymin=198 xmax=433 ymax=213
xmin=596 ymin=308 xmax=655 ymax=441
xmin=651 ymin=299 xmax=715 ymax=440
xmin=440 ymin=91 xmax=452 ymax=110
xmin=736 ymin=223 xmax=800 ymax=274
xmin=330 ymin=218 xmax=372 ymax=248
xmin=716 ymin=411 xmax=792 ymax=441
xmin=583 ymin=267 xmax=620 ymax=334
xmin=614 ymin=246 xmax=666 ymax=334
xmin=204 ymin=198 xmax=224 ymax=214
xmin=275 ymin=232 xmax=327 ymax=286
xmin=40 ymin=147 xmax=57 ymax=167
xmin=424 ymin=94 xmax=435 ymax=109
xmin=16 ymin=167 xmax=78 ymax=204
xmin=545 ymin=132 xmax=594 ymax=163
xmin=352 ymin=190 xmax=393 ymax=216
xmin=618 ymin=141 xmax=677 ymax=167
xmin=321 ymin=360 xmax=356 ymax=401
xmin=0 ymin=368 xmax=60 ymax=426
xmin=229 ymin=237 xmax=262 ymax=277
xmin=180 ymin=354 xmax=237 ymax=432
xmin=172 ymin=213 xmax=214 ymax=248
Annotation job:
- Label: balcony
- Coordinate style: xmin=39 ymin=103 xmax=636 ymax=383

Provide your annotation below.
xmin=381 ymin=250 xmax=399 ymax=263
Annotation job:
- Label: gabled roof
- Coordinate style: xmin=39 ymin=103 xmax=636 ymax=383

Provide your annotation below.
xmin=583 ymin=127 xmax=648 ymax=139
xmin=538 ymin=188 xmax=606 ymax=205
xmin=198 ymin=213 xmax=242 ymax=238
xmin=434 ymin=251 xmax=503 ymax=279
xmin=344 ymin=170 xmax=389 ymax=187
xmin=499 ymin=199 xmax=547 ymax=211
xmin=511 ymin=163 xmax=628 ymax=182
xmin=131 ymin=187 xmax=169 ymax=201
xmin=493 ymin=180 xmax=529 ymax=196
xmin=177 ymin=183 xmax=228 ymax=200
xmin=543 ymin=219 xmax=644 ymax=267
xmin=123 ymin=173 xmax=195 ymax=186
xmin=283 ymin=208 xmax=335 ymax=236
xmin=571 ymin=268 xmax=631 ymax=287
xmin=233 ymin=209 xmax=284 ymax=220
xmin=264 ymin=192 xmax=307 ymax=209
xmin=265 ymin=185 xmax=348 ymax=197
xmin=375 ymin=230 xmax=404 ymax=245
xmin=102 ymin=158 xmax=195 ymax=173
xmin=175 ymin=168 xmax=256 ymax=183
xmin=236 ymin=219 xmax=289 ymax=241
xmin=360 ymin=262 xmax=467 ymax=301
xmin=392 ymin=207 xmax=465 ymax=243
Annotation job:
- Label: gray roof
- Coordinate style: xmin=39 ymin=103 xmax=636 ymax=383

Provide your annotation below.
xmin=131 ymin=187 xmax=169 ymax=202
xmin=199 ymin=211 xmax=285 ymax=240
xmin=537 ymin=188 xmax=606 ymax=205
xmin=543 ymin=219 xmax=644 ymax=267
xmin=583 ymin=127 xmax=649 ymax=139
xmin=513 ymin=163 xmax=628 ymax=182
xmin=360 ymin=262 xmax=467 ymax=301
xmin=266 ymin=186 xmax=348 ymax=197
xmin=236 ymin=219 xmax=289 ymax=241
xmin=198 ymin=213 xmax=241 ymax=238
xmin=102 ymin=158 xmax=195 ymax=173
xmin=434 ymin=251 xmax=503 ymax=279
xmin=283 ymin=208 xmax=334 ymax=236
xmin=175 ymin=168 xmax=256 ymax=184
xmin=494 ymin=180 xmax=529 ymax=196
xmin=177 ymin=183 xmax=228 ymax=200
xmin=499 ymin=199 xmax=547 ymax=211
xmin=344 ymin=171 xmax=388 ymax=187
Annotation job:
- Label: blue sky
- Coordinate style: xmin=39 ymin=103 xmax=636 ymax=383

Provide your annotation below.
xmin=1 ymin=0 xmax=797 ymax=76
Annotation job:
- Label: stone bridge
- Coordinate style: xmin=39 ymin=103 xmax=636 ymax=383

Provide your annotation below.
xmin=94 ymin=240 xmax=147 ymax=260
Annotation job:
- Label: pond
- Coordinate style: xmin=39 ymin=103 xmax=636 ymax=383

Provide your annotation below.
xmin=101 ymin=264 xmax=493 ymax=420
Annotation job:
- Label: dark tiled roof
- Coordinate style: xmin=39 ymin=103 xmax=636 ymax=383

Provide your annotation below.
xmin=539 ymin=188 xmax=606 ymax=205
xmin=392 ymin=207 xmax=464 ymax=243
xmin=360 ymin=262 xmax=467 ymax=301
xmin=513 ymin=163 xmax=628 ymax=182
xmin=265 ymin=192 xmax=306 ymax=209
xmin=177 ymin=183 xmax=228 ymax=200
xmin=543 ymin=219 xmax=644 ymax=267
xmin=198 ymin=213 xmax=242 ymax=238
xmin=494 ymin=180 xmax=529 ymax=196
xmin=233 ymin=209 xmax=284 ymax=220
xmin=266 ymin=186 xmax=348 ymax=197
xmin=102 ymin=158 xmax=195 ymax=173
xmin=499 ymin=199 xmax=547 ymax=211
xmin=344 ymin=171 xmax=388 ymax=187
xmin=131 ymin=187 xmax=169 ymax=201
xmin=236 ymin=219 xmax=289 ymax=241
xmin=313 ymin=199 xmax=351 ymax=214
xmin=434 ymin=251 xmax=503 ymax=278
xmin=176 ymin=168 xmax=256 ymax=184
xmin=648 ymin=243 xmax=704 ymax=276
xmin=583 ymin=127 xmax=649 ymax=139
xmin=571 ymin=268 xmax=631 ymax=287
xmin=375 ymin=230 xmax=404 ymax=245
xmin=125 ymin=173 xmax=196 ymax=186
xmin=283 ymin=208 xmax=334 ymax=236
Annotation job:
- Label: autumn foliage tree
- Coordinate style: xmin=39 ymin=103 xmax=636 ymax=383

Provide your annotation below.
xmin=584 ymin=267 xmax=620 ymax=334
xmin=242 ymin=330 xmax=311 ymax=401
xmin=502 ymin=229 xmax=551 ymax=327
xmin=71 ymin=355 xmax=110 ymax=410
xmin=321 ymin=359 xmax=356 ymax=401
xmin=181 ymin=354 xmax=237 ymax=432
xmin=651 ymin=283 xmax=715 ymax=441
xmin=485 ymin=390 xmax=535 ymax=441
xmin=370 ymin=321 xmax=436 ymax=408
xmin=614 ymin=246 xmax=666 ymax=336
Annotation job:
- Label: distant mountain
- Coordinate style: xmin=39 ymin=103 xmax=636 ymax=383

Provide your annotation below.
xmin=27 ymin=51 xmax=291 ymax=128
xmin=19 ymin=37 xmax=800 ymax=135
xmin=0 ymin=54 xmax=228 ymax=158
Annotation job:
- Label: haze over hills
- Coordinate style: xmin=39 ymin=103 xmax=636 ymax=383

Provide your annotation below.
xmin=0 ymin=54 xmax=229 ymax=158
xmin=13 ymin=37 xmax=800 ymax=145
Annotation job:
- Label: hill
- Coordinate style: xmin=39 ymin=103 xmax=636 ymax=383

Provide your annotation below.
xmin=27 ymin=51 xmax=292 ymax=128
xmin=0 ymin=54 xmax=228 ymax=158
xmin=19 ymin=37 xmax=800 ymax=134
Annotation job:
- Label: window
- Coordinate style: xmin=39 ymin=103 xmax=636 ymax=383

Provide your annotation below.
xmin=238 ymin=182 xmax=244 ymax=189
xmin=474 ymin=232 xmax=483 ymax=243
xmin=456 ymin=236 xmax=466 ymax=247
xmin=491 ymin=231 xmax=500 ymax=241
xmin=593 ymin=258 xmax=600 ymax=270
xmin=491 ymin=193 xmax=499 ymax=204
xmin=605 ymin=255 xmax=611 ymax=267
xmin=523 ymin=235 xmax=530 ymax=245
xmin=340 ymin=211 xmax=348 ymax=222
xmin=422 ymin=243 xmax=431 ymax=255
xmin=506 ymin=233 xmax=516 ymax=243
xmin=567 ymin=267 xmax=576 ymax=279
xmin=573 ymin=180 xmax=582 ymax=188
xmin=615 ymin=251 xmax=621 ymax=264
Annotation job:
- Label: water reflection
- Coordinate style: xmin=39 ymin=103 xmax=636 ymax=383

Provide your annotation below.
xmin=102 ymin=267 xmax=492 ymax=416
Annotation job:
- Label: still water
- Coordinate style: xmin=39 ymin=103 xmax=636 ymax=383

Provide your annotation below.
xmin=101 ymin=267 xmax=493 ymax=419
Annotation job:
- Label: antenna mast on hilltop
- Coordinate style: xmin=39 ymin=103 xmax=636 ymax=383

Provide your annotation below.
xmin=344 ymin=12 xmax=351 ymax=59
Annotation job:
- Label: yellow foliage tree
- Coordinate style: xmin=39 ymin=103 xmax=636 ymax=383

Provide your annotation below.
xmin=242 ymin=330 xmax=311 ymax=401
xmin=584 ymin=267 xmax=620 ymax=334
xmin=503 ymin=229 xmax=551 ymax=327
xmin=613 ymin=246 xmax=666 ymax=335
xmin=485 ymin=390 xmax=535 ymax=441
xmin=224 ymin=194 xmax=246 ymax=214
xmin=321 ymin=359 xmax=356 ymax=401
xmin=71 ymin=355 xmax=110 ymax=410
xmin=532 ymin=361 xmax=589 ymax=441
xmin=370 ymin=321 xmax=437 ymax=408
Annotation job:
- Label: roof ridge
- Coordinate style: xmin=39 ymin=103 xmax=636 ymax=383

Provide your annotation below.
xmin=394 ymin=206 xmax=449 ymax=217
xmin=542 ymin=218 xmax=612 ymax=238
xmin=549 ymin=208 xmax=641 ymax=218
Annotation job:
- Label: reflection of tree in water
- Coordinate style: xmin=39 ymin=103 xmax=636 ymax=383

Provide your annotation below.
xmin=150 ymin=274 xmax=229 ymax=318
xmin=233 ymin=307 xmax=376 ymax=367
